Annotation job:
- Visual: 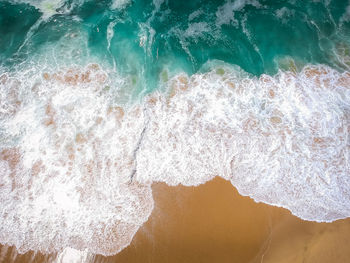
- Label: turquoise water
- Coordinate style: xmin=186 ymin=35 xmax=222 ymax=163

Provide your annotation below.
xmin=1 ymin=0 xmax=350 ymax=94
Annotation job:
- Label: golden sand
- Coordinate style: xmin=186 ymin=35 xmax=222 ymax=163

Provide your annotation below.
xmin=97 ymin=177 xmax=350 ymax=263
xmin=1 ymin=177 xmax=350 ymax=263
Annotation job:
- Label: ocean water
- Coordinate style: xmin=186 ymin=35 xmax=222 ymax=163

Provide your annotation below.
xmin=0 ymin=0 xmax=349 ymax=257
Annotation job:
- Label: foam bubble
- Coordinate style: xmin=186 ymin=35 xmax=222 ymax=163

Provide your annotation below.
xmin=215 ymin=0 xmax=262 ymax=27
xmin=275 ymin=7 xmax=295 ymax=22
xmin=137 ymin=65 xmax=350 ymax=222
xmin=7 ymin=0 xmax=67 ymax=18
xmin=341 ymin=0 xmax=350 ymax=23
xmin=0 ymin=65 xmax=154 ymax=255
xmin=183 ymin=22 xmax=211 ymax=40
xmin=54 ymin=248 xmax=92 ymax=263
xmin=0 ymin=62 xmax=349 ymax=256
xmin=110 ymin=0 xmax=131 ymax=10
xmin=188 ymin=9 xmax=204 ymax=22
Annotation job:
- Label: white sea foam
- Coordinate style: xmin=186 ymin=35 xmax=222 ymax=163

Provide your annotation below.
xmin=7 ymin=0 xmax=70 ymax=18
xmin=183 ymin=22 xmax=211 ymax=40
xmin=340 ymin=0 xmax=350 ymax=23
xmin=188 ymin=9 xmax=203 ymax=21
xmin=216 ymin=0 xmax=262 ymax=27
xmin=110 ymin=0 xmax=131 ymax=10
xmin=138 ymin=64 xmax=350 ymax=222
xmin=0 ymin=62 xmax=349 ymax=256
xmin=55 ymin=248 xmax=92 ymax=263
xmin=152 ymin=0 xmax=165 ymax=11
xmin=275 ymin=7 xmax=295 ymax=23
xmin=7 ymin=0 xmax=128 ymax=18
xmin=0 ymin=65 xmax=154 ymax=255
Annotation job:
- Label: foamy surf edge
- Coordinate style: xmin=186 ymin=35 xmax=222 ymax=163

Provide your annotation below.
xmin=0 ymin=62 xmax=349 ymax=255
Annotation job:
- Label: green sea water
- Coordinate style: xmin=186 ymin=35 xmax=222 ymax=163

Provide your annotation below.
xmin=1 ymin=0 xmax=350 ymax=95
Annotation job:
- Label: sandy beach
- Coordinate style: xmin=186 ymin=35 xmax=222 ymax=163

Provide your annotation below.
xmin=98 ymin=177 xmax=350 ymax=263
xmin=1 ymin=177 xmax=349 ymax=263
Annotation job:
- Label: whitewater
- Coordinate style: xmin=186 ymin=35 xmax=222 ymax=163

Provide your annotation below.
xmin=0 ymin=0 xmax=349 ymax=257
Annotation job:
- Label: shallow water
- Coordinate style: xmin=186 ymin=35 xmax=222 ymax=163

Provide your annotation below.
xmin=2 ymin=178 xmax=350 ymax=263
xmin=103 ymin=178 xmax=350 ymax=263
xmin=0 ymin=0 xmax=349 ymax=258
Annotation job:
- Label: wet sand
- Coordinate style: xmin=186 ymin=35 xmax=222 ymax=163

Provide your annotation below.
xmin=1 ymin=177 xmax=350 ymax=263
xmin=97 ymin=177 xmax=350 ymax=263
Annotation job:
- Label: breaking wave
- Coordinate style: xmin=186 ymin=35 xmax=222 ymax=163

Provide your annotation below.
xmin=0 ymin=61 xmax=349 ymax=255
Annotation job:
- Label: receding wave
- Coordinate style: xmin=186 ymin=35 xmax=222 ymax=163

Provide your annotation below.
xmin=0 ymin=62 xmax=349 ymax=255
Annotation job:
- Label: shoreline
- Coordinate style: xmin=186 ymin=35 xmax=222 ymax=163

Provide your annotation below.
xmin=1 ymin=177 xmax=350 ymax=262
xmin=98 ymin=177 xmax=350 ymax=263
